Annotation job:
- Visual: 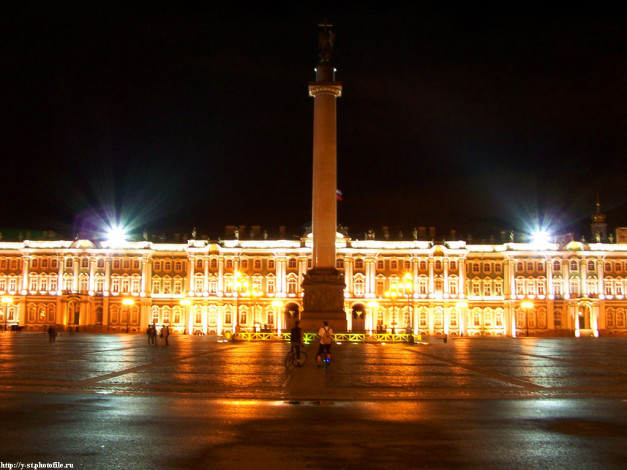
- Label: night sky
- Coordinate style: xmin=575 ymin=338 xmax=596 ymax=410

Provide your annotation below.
xmin=3 ymin=5 xmax=626 ymax=242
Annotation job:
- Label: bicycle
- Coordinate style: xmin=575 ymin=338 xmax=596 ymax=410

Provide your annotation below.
xmin=285 ymin=344 xmax=308 ymax=369
xmin=316 ymin=345 xmax=332 ymax=369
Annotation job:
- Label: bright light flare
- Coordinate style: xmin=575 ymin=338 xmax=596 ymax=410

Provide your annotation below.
xmin=530 ymin=229 xmax=551 ymax=246
xmin=106 ymin=225 xmax=128 ymax=246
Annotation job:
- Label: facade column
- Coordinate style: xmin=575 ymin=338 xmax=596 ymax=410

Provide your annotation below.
xmin=367 ymin=258 xmax=376 ymax=296
xmin=89 ymin=257 xmax=96 ymax=291
xmin=459 ymin=257 xmax=466 ymax=299
xmin=591 ymin=303 xmax=599 ymax=337
xmin=218 ymin=258 xmax=224 ymax=294
xmin=104 ymin=256 xmax=111 ymax=294
xmin=344 ymin=257 xmax=353 ymax=294
xmin=72 ymin=256 xmax=79 ymax=292
xmin=203 ymin=256 xmax=209 ymax=294
xmin=443 ymin=258 xmax=449 ymax=296
xmin=428 ymin=259 xmax=434 ymax=296
xmin=188 ymin=255 xmax=195 ymax=296
xmin=564 ymin=259 xmax=571 ymax=300
xmin=547 ymin=257 xmax=554 ymax=297
xmin=21 ymin=255 xmax=30 ymax=292
xmin=581 ymin=259 xmax=588 ymax=296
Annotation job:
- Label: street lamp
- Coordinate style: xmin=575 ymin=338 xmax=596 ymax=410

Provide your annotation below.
xmin=122 ymin=298 xmax=134 ymax=333
xmin=1 ymin=296 xmax=13 ymax=332
xmin=521 ymin=301 xmax=534 ymax=337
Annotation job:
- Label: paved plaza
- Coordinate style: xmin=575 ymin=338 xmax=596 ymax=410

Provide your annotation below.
xmin=0 ymin=332 xmax=626 ymax=469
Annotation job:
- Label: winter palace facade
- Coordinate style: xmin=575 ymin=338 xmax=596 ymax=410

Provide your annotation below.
xmin=1 ymin=230 xmax=627 ymax=338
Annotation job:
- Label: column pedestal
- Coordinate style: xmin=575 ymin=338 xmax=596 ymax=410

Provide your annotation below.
xmin=301 ymin=267 xmax=346 ymax=332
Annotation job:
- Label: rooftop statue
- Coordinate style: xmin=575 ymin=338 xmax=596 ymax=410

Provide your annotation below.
xmin=318 ymin=20 xmax=334 ymax=63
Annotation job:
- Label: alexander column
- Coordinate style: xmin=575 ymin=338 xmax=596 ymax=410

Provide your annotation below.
xmin=300 ymin=21 xmax=347 ymax=332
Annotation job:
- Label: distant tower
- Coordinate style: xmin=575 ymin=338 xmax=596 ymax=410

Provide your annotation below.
xmin=300 ymin=20 xmax=347 ymax=332
xmin=591 ymin=197 xmax=607 ymax=243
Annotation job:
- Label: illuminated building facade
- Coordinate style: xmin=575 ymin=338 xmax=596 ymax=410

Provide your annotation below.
xmin=1 ymin=232 xmax=626 ymax=338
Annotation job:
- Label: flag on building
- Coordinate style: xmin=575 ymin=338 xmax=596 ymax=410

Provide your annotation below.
xmin=336 ymin=189 xmax=343 ymax=201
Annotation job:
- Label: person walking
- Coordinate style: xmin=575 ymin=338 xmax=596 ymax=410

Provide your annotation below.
xmin=316 ymin=321 xmax=334 ymax=367
xmin=290 ymin=320 xmax=303 ymax=366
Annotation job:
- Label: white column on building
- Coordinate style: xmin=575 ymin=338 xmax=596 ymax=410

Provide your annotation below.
xmin=21 ymin=255 xmax=29 ymax=292
xmin=581 ymin=259 xmax=588 ymax=296
xmin=218 ymin=258 xmax=224 ymax=293
xmin=443 ymin=258 xmax=449 ymax=296
xmin=203 ymin=256 xmax=209 ymax=294
xmin=188 ymin=255 xmax=195 ymax=296
xmin=428 ymin=258 xmax=434 ymax=296
xmin=459 ymin=257 xmax=466 ymax=298
xmin=344 ymin=257 xmax=353 ymax=294
xmin=104 ymin=256 xmax=111 ymax=294
xmin=277 ymin=257 xmax=286 ymax=295
xmin=140 ymin=257 xmax=149 ymax=295
xmin=564 ymin=259 xmax=570 ymax=299
xmin=366 ymin=258 xmax=375 ymax=296
xmin=89 ymin=257 xmax=96 ymax=291
xmin=202 ymin=305 xmax=208 ymax=335
xmin=73 ymin=256 xmax=79 ymax=292
xmin=57 ymin=255 xmax=64 ymax=293
xmin=547 ymin=257 xmax=554 ymax=297
xmin=598 ymin=257 xmax=604 ymax=297
xmin=590 ymin=303 xmax=599 ymax=337
xmin=217 ymin=304 xmax=223 ymax=335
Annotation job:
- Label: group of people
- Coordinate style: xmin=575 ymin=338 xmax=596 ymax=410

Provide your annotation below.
xmin=147 ymin=323 xmax=170 ymax=346
xmin=290 ymin=320 xmax=334 ymax=367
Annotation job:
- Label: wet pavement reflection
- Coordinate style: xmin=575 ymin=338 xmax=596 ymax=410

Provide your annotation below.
xmin=0 ymin=333 xmax=625 ymax=468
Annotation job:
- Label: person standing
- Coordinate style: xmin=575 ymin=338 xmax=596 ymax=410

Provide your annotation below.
xmin=290 ymin=320 xmax=303 ymax=366
xmin=162 ymin=324 xmax=170 ymax=346
xmin=316 ymin=321 xmax=334 ymax=367
xmin=150 ymin=323 xmax=158 ymax=345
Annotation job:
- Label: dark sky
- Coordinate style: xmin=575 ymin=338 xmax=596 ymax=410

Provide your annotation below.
xmin=3 ymin=4 xmax=627 ymax=241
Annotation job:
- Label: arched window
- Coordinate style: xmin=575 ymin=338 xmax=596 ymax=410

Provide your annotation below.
xmin=287 ymin=276 xmax=298 ymax=294
xmin=354 ymin=277 xmax=365 ymax=296
xmin=355 ymin=259 xmax=364 ymax=269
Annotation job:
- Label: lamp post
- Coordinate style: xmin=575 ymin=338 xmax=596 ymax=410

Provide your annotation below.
xmin=521 ymin=301 xmax=533 ymax=337
xmin=122 ymin=298 xmax=135 ymax=333
xmin=1 ymin=296 xmax=13 ymax=332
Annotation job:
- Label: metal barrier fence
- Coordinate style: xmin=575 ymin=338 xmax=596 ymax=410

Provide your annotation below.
xmin=231 ymin=332 xmax=422 ymax=343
